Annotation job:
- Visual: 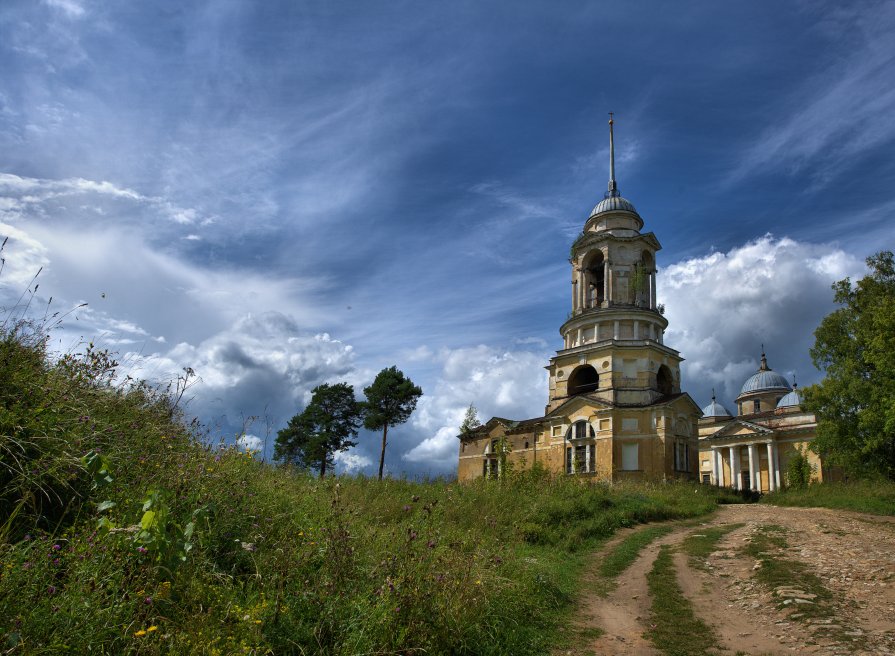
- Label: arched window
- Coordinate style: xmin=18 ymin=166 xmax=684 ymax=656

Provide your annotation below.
xmin=656 ymin=365 xmax=673 ymax=396
xmin=568 ymin=365 xmax=599 ymax=395
xmin=583 ymin=251 xmax=605 ymax=308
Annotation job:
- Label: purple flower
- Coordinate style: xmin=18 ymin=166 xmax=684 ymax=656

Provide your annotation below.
xmin=402 ymin=505 xmax=411 ymax=512
xmin=136 ymin=546 xmax=148 ymax=554
xmin=53 ymin=558 xmax=60 ymax=565
xmin=47 ymin=585 xmax=57 ymax=595
xmin=23 ymin=534 xmax=31 ymax=542
xmin=22 ymin=562 xmax=31 ymax=570
xmin=144 ymin=596 xmax=153 ymax=605
xmin=52 ymin=544 xmax=61 ymax=551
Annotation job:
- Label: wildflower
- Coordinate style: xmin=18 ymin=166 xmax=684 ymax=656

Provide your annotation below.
xmin=22 ymin=562 xmax=31 ymax=570
xmin=47 ymin=585 xmax=57 ymax=595
xmin=136 ymin=546 xmax=148 ymax=554
xmin=147 ymin=626 xmax=158 ymax=632
xmin=402 ymin=505 xmax=411 ymax=512
xmin=144 ymin=596 xmax=153 ymax=605
xmin=253 ymin=620 xmax=262 ymax=625
xmin=23 ymin=534 xmax=31 ymax=541
xmin=134 ymin=630 xmax=147 ymax=637
xmin=51 ymin=544 xmax=61 ymax=551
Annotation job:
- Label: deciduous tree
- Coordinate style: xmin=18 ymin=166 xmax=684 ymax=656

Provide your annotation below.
xmin=274 ymin=382 xmax=363 ymax=478
xmin=804 ymin=251 xmax=895 ymax=479
xmin=363 ymin=366 xmax=422 ymax=480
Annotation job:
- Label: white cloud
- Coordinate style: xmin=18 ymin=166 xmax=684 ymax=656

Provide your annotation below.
xmin=334 ymin=451 xmax=373 ymax=474
xmin=44 ymin=0 xmax=86 ymax=18
xmin=660 ymin=235 xmax=864 ymax=405
xmin=236 ymin=434 xmax=264 ymax=452
xmin=403 ymin=345 xmax=547 ymax=468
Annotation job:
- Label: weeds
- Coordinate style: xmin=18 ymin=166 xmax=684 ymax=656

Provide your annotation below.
xmin=646 ymin=545 xmax=718 ymax=656
xmin=0 ymin=315 xmax=734 ymax=654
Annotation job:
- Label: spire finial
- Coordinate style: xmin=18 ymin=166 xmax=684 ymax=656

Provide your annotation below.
xmin=792 ymin=372 xmax=798 ymax=389
xmin=711 ymin=387 xmax=716 ymax=402
xmin=760 ymin=345 xmax=768 ymax=371
xmin=607 ymin=112 xmax=618 ymax=197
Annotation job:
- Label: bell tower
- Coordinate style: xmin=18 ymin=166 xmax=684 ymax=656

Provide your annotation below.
xmin=547 ymin=115 xmax=684 ymax=411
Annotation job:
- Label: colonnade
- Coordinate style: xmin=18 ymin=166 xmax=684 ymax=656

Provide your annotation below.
xmin=711 ymin=441 xmax=781 ymax=492
xmin=572 ymin=264 xmax=657 ymax=311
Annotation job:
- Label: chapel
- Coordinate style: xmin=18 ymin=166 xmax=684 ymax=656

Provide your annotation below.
xmin=457 ymin=116 xmax=702 ymax=482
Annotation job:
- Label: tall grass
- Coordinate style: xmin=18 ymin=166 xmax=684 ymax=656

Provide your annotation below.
xmin=762 ymin=480 xmax=895 ymax=516
xmin=0 ymin=321 xmax=732 ymax=654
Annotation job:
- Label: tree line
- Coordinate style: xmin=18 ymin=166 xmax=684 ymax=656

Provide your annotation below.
xmin=273 ymin=365 xmax=422 ymax=479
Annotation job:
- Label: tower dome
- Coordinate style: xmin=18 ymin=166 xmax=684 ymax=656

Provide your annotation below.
xmin=739 ymin=351 xmax=791 ymax=395
xmin=590 ymin=194 xmax=639 ymax=218
xmin=776 ymin=385 xmax=802 ymax=409
xmin=702 ymin=390 xmax=732 ymax=418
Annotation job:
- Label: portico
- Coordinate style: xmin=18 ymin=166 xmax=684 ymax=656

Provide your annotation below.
xmin=710 ymin=438 xmax=781 ymax=492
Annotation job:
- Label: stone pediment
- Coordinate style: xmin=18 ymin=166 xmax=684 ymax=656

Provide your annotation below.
xmin=706 ymin=419 xmax=773 ymax=440
xmin=546 ymin=394 xmax=612 ymax=419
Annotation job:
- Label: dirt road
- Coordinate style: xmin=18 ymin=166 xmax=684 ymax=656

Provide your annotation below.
xmin=571 ymin=505 xmax=895 ymax=655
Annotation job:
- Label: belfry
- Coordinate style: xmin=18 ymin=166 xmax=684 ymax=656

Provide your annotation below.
xmin=458 ymin=117 xmax=701 ymax=481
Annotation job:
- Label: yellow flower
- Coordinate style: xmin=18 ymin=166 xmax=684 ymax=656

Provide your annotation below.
xmin=134 ymin=630 xmax=147 ymax=637
xmin=254 ymin=620 xmax=262 ymax=625
xmin=148 ymin=626 xmax=158 ymax=632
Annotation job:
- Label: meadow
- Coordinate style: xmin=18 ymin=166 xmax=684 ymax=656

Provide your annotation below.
xmin=0 ymin=321 xmax=745 ymax=654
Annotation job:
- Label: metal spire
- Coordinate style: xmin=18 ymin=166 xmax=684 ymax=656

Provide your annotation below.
xmin=760 ymin=345 xmax=769 ymax=371
xmin=607 ymin=113 xmax=619 ymax=197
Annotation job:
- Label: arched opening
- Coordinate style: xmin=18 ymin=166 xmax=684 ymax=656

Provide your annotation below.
xmin=633 ymin=250 xmax=654 ymax=307
xmin=568 ymin=365 xmax=599 ymax=395
xmin=583 ymin=251 xmax=605 ymax=309
xmin=656 ymin=365 xmax=673 ymax=396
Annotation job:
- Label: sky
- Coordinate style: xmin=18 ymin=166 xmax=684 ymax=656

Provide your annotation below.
xmin=1 ymin=0 xmax=893 ymax=477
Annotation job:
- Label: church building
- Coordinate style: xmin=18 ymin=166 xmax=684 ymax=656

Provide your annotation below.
xmin=457 ymin=116 xmax=702 ymax=482
xmin=697 ymin=352 xmax=827 ymax=491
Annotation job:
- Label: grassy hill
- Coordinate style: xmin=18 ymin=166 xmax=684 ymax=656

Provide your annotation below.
xmin=0 ymin=323 xmax=738 ymax=654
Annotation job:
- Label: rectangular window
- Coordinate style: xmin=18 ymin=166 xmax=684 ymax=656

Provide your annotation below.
xmin=552 ymin=425 xmax=562 ymax=437
xmin=622 ymin=443 xmax=639 ymax=471
xmin=675 ymin=442 xmax=690 ymax=471
xmin=566 ymin=447 xmax=573 ymax=474
xmin=622 ymin=418 xmax=639 ymax=432
xmin=575 ymin=445 xmax=587 ymax=473
xmin=753 ymin=399 xmax=760 ymax=414
xmin=599 ymin=418 xmax=611 ymax=431
xmin=702 ymin=473 xmax=711 ymax=484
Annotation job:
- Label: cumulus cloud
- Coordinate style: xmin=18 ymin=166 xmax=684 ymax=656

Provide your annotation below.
xmin=403 ymin=345 xmax=547 ymax=471
xmin=123 ymin=312 xmax=358 ymax=443
xmin=334 ymin=451 xmax=373 ymax=474
xmin=236 ymin=434 xmax=264 ymax=452
xmin=660 ymin=235 xmax=864 ymax=408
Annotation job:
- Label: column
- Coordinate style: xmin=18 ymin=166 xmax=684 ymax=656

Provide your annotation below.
xmin=766 ymin=442 xmax=775 ymax=492
xmin=649 ymin=272 xmax=656 ymax=309
xmin=608 ymin=264 xmax=613 ymax=303
xmin=772 ymin=442 xmax=781 ymax=489
xmin=729 ymin=446 xmax=738 ymax=490
xmin=715 ymin=449 xmax=724 ymax=486
xmin=572 ymin=280 xmax=577 ymax=311
xmin=711 ymin=448 xmax=719 ymax=486
xmin=748 ymin=444 xmax=757 ymax=492
xmin=603 ymin=260 xmax=610 ymax=305
xmin=577 ymin=327 xmax=582 ymax=346
xmin=634 ymin=320 xmax=640 ymax=340
xmin=613 ymin=320 xmax=620 ymax=340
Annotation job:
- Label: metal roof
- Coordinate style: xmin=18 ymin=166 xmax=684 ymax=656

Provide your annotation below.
xmin=702 ymin=399 xmax=732 ymax=417
xmin=590 ymin=194 xmax=639 ymax=217
xmin=776 ymin=388 xmax=802 ymax=408
xmin=739 ymin=370 xmax=792 ymax=395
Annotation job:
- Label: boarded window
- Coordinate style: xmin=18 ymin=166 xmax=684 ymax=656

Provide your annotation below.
xmin=622 ymin=443 xmax=639 ymax=470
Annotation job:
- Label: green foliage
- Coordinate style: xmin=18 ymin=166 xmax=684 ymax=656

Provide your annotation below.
xmin=274 ymin=382 xmax=363 ymax=477
xmin=804 ymin=250 xmax=895 ymax=479
xmin=0 ymin=323 xmax=734 ymax=654
xmin=598 ymin=524 xmax=673 ymax=579
xmin=646 ymin=545 xmax=718 ymax=655
xmin=761 ymin=480 xmax=895 ymax=515
xmin=785 ymin=446 xmax=814 ymax=490
xmin=363 ymin=366 xmax=423 ymax=479
xmin=459 ymin=403 xmax=482 ymax=437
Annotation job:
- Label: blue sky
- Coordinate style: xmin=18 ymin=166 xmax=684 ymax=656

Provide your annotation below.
xmin=1 ymin=0 xmax=893 ymax=476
